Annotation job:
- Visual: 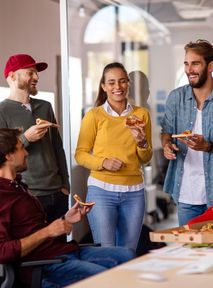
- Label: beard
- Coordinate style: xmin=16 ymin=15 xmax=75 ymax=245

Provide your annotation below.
xmin=17 ymin=77 xmax=38 ymax=96
xmin=16 ymin=162 xmax=27 ymax=173
xmin=16 ymin=157 xmax=28 ymax=173
xmin=187 ymin=65 xmax=208 ymax=88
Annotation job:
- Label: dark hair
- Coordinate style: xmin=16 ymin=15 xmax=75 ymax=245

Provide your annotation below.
xmin=95 ymin=62 xmax=129 ymax=107
xmin=0 ymin=128 xmax=21 ymax=167
xmin=184 ymin=39 xmax=213 ymax=64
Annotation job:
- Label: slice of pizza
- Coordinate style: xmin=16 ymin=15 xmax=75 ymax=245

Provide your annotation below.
xmin=125 ymin=116 xmax=144 ymax=128
xmin=171 ymin=130 xmax=194 ymax=138
xmin=73 ymin=194 xmax=95 ymax=207
xmin=36 ymin=118 xmax=60 ymax=128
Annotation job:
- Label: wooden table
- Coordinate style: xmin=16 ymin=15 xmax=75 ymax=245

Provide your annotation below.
xmin=65 ymin=246 xmax=213 ymax=288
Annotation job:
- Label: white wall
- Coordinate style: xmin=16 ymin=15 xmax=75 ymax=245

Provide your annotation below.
xmin=0 ymin=0 xmax=60 ymax=94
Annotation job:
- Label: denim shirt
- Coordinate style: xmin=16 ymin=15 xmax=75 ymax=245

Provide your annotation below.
xmin=161 ymin=84 xmax=213 ymax=206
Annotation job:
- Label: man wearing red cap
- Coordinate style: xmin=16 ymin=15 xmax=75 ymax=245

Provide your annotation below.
xmin=0 ymin=54 xmax=70 ymax=223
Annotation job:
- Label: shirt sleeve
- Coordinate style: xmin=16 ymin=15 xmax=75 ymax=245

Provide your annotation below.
xmin=75 ymin=110 xmax=105 ymax=171
xmin=0 ymin=207 xmax=22 ymax=263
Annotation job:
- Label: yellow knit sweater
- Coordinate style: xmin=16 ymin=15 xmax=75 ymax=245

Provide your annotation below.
xmin=75 ymin=106 xmax=152 ymax=185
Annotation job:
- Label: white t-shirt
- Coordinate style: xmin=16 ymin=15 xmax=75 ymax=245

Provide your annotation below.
xmin=179 ymin=109 xmax=206 ymax=204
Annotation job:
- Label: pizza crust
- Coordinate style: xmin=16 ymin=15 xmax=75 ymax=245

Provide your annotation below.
xmin=36 ymin=118 xmax=60 ymax=128
xmin=73 ymin=194 xmax=95 ymax=206
xmin=172 ymin=130 xmax=194 ymax=138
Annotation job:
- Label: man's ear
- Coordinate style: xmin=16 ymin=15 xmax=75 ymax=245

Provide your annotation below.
xmin=208 ymin=61 xmax=213 ymax=73
xmin=8 ymin=71 xmax=17 ymax=81
xmin=5 ymin=153 xmax=13 ymax=162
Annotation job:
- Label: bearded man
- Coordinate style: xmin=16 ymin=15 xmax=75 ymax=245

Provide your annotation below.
xmin=161 ymin=39 xmax=213 ymax=225
xmin=0 ymin=54 xmax=70 ymax=223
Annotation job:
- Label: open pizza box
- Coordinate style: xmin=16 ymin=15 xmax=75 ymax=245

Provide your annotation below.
xmin=149 ymin=220 xmax=213 ymax=244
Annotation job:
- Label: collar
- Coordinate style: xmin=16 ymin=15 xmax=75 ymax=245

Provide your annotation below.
xmin=185 ymin=84 xmax=213 ymax=101
xmin=103 ymin=101 xmax=133 ymax=116
xmin=0 ymin=174 xmax=28 ymax=192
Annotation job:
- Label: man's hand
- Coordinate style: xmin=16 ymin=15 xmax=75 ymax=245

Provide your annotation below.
xmin=24 ymin=124 xmax=50 ymax=142
xmin=46 ymin=218 xmax=72 ymax=236
xmin=61 ymin=187 xmax=70 ymax=195
xmin=163 ymin=142 xmax=179 ymax=160
xmin=20 ymin=218 xmax=72 ymax=257
xmin=102 ymin=157 xmax=125 ymax=171
xmin=178 ymin=134 xmax=209 ymax=151
xmin=65 ymin=202 xmax=91 ymax=224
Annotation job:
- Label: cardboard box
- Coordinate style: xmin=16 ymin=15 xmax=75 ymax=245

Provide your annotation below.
xmin=149 ymin=220 xmax=213 ymax=244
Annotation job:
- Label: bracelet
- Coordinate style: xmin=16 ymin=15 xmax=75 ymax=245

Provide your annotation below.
xmin=207 ymin=141 xmax=213 ymax=153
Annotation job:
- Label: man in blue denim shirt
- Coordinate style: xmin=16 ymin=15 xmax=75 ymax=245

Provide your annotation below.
xmin=161 ymin=40 xmax=213 ymax=225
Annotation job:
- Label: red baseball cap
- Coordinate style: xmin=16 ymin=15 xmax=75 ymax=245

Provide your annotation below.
xmin=4 ymin=54 xmax=48 ymax=78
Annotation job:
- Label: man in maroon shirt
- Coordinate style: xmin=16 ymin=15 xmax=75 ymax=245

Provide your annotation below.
xmin=0 ymin=128 xmax=135 ymax=287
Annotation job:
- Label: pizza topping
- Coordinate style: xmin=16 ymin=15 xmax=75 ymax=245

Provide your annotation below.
xmin=200 ymin=223 xmax=213 ymax=232
xmin=125 ymin=116 xmax=144 ymax=127
xmin=171 ymin=130 xmax=194 ymax=138
xmin=182 ymin=130 xmax=192 ymax=135
xmin=169 ymin=223 xmax=213 ymax=235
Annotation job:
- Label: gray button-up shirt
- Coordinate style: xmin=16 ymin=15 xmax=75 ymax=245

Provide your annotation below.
xmin=161 ymin=84 xmax=213 ymax=206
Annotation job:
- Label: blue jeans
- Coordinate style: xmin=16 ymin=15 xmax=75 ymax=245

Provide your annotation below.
xmin=86 ymin=186 xmax=145 ymax=250
xmin=178 ymin=202 xmax=207 ymax=226
xmin=42 ymin=246 xmax=135 ymax=287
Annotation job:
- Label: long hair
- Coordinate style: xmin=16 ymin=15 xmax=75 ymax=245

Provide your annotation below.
xmin=184 ymin=39 xmax=213 ymax=65
xmin=95 ymin=62 xmax=129 ymax=107
xmin=0 ymin=128 xmax=21 ymax=167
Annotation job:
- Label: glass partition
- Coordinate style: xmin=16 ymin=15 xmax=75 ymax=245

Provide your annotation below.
xmin=61 ymin=0 xmax=151 ymax=241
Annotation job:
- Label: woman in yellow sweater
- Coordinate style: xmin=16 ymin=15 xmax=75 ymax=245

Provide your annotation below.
xmin=75 ymin=62 xmax=152 ymax=251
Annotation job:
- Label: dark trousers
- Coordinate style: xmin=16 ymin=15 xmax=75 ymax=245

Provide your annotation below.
xmin=37 ymin=191 xmax=69 ymax=223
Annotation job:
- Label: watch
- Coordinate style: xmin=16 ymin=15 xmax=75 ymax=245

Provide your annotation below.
xmin=137 ymin=140 xmax=148 ymax=149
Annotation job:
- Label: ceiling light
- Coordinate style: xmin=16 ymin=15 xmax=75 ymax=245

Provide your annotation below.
xmin=79 ymin=4 xmax=86 ymax=18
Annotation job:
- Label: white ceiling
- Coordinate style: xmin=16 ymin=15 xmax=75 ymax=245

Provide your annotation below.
xmin=99 ymin=0 xmax=213 ymax=25
xmin=53 ymin=0 xmax=213 ymax=27
xmin=127 ymin=0 xmax=213 ymax=24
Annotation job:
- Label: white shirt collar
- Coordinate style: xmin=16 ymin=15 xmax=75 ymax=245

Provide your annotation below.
xmin=102 ymin=101 xmax=133 ymax=117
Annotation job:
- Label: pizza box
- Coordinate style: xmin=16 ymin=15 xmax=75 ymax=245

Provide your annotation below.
xmin=149 ymin=220 xmax=213 ymax=244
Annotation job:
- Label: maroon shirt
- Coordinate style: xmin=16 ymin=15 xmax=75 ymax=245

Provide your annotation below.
xmin=0 ymin=175 xmax=78 ymax=264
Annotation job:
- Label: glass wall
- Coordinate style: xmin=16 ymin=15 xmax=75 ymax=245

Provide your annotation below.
xmin=61 ymin=0 xmax=152 ymax=240
xmin=65 ymin=0 xmax=150 ymax=166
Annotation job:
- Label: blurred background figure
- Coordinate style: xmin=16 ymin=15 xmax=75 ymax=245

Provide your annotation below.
xmin=129 ymin=70 xmax=150 ymax=109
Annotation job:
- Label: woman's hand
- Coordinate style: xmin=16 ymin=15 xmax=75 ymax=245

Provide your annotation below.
xmin=128 ymin=126 xmax=147 ymax=148
xmin=102 ymin=157 xmax=125 ymax=171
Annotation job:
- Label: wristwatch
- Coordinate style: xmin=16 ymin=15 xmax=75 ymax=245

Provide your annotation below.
xmin=137 ymin=140 xmax=148 ymax=149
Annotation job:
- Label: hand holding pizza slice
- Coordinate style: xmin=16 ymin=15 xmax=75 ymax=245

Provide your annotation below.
xmin=171 ymin=130 xmax=194 ymax=139
xmin=125 ymin=115 xmax=145 ymax=128
xmin=36 ymin=118 xmax=60 ymax=128
xmin=73 ymin=194 xmax=95 ymax=207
